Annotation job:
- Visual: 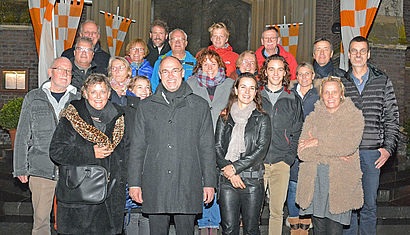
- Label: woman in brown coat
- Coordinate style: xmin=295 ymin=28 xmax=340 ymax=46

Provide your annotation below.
xmin=296 ymin=76 xmax=364 ymax=235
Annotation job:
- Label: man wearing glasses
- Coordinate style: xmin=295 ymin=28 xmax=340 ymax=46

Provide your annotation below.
xmin=255 ymin=27 xmax=298 ymax=80
xmin=128 ymin=56 xmax=217 ymax=234
xmin=342 ymin=36 xmax=399 ymax=235
xmin=150 ymin=29 xmax=197 ymax=92
xmin=13 ymin=57 xmax=80 ymax=235
xmin=70 ymin=37 xmax=97 ymax=90
xmin=61 ymin=20 xmax=110 ymax=75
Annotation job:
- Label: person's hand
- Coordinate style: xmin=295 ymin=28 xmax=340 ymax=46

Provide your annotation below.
xmin=222 ymin=164 xmax=236 ymax=179
xmin=17 ymin=175 xmax=28 ymax=183
xmin=203 ymin=187 xmax=215 ymax=203
xmin=375 ymin=148 xmax=390 ymax=169
xmin=298 ymin=131 xmax=318 ymax=152
xmin=229 ymin=175 xmax=246 ymax=189
xmin=129 ymin=187 xmax=143 ymax=203
xmin=94 ymin=145 xmax=113 ymax=159
xmin=340 ymin=154 xmax=353 ymax=162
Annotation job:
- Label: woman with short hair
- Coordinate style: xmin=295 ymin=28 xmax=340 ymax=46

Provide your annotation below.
xmin=125 ymin=38 xmax=153 ymax=79
xmin=296 ymin=76 xmax=364 ymax=235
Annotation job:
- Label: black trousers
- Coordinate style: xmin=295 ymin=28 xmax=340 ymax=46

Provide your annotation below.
xmin=148 ymin=213 xmax=196 ymax=235
xmin=219 ymin=177 xmax=264 ymax=235
xmin=312 ymin=216 xmax=343 ymax=235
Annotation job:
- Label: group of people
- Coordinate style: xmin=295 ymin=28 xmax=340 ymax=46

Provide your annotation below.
xmin=12 ymin=18 xmax=399 ymax=235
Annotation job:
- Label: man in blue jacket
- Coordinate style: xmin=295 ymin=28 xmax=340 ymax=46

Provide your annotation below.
xmin=150 ymin=28 xmax=196 ymax=92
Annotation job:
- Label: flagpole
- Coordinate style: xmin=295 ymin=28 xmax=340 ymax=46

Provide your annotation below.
xmin=51 ymin=3 xmax=57 ymax=58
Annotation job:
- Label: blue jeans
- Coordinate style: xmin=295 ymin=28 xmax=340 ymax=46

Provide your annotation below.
xmin=197 ymin=193 xmax=221 ymax=228
xmin=287 ymin=180 xmax=299 ymax=218
xmin=344 ymin=150 xmax=380 ymax=235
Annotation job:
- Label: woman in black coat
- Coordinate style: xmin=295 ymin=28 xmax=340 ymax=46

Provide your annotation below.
xmin=49 ymin=74 xmax=129 ymax=234
xmin=216 ymin=73 xmax=271 ymax=235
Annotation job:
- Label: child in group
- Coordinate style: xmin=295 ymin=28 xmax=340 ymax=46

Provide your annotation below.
xmin=126 ymin=75 xmax=152 ymax=99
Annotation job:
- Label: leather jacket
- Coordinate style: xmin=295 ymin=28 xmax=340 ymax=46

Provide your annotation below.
xmin=215 ymin=109 xmax=271 ymax=178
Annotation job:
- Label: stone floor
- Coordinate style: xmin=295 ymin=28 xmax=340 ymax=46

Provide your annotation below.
xmin=1 ymin=143 xmax=409 ymax=235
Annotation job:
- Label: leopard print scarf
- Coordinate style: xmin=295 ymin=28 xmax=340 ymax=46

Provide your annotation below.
xmin=61 ymin=104 xmax=124 ymax=150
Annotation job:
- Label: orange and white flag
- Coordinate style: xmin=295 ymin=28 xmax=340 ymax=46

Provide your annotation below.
xmin=274 ymin=24 xmax=300 ymax=58
xmin=54 ymin=0 xmax=84 ymax=57
xmin=29 ymin=0 xmax=56 ymax=86
xmin=104 ymin=12 xmax=132 ymax=56
xmin=340 ymin=0 xmax=380 ymax=71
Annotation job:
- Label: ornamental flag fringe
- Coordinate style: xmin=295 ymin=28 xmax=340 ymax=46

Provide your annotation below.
xmin=339 ymin=0 xmax=380 ymax=71
xmin=54 ymin=0 xmax=84 ymax=57
xmin=274 ymin=23 xmax=300 ymax=58
xmin=104 ymin=12 xmax=132 ymax=56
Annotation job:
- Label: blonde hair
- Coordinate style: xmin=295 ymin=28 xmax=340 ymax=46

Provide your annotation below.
xmin=319 ymin=76 xmax=346 ymax=101
xmin=107 ymin=57 xmax=132 ymax=80
xmin=208 ymin=22 xmax=229 ymax=38
xmin=128 ymin=76 xmax=152 ymax=96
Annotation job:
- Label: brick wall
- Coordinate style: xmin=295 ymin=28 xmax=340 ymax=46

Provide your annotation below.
xmin=315 ymin=0 xmax=342 ymax=53
xmin=0 ymin=26 xmax=38 ymax=146
xmin=369 ymin=45 xmax=408 ymax=124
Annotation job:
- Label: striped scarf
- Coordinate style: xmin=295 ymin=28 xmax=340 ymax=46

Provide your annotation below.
xmin=195 ymin=68 xmax=226 ymax=88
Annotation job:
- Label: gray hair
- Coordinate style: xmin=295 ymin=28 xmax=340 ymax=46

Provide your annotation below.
xmin=50 ymin=57 xmax=71 ymax=69
xmin=313 ymin=38 xmax=333 ymax=52
xmin=75 ymin=37 xmax=94 ymax=51
xmin=79 ymin=20 xmax=101 ymax=34
xmin=169 ymin=28 xmax=188 ymax=41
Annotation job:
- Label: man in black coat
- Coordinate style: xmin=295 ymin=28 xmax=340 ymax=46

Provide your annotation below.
xmin=342 ymin=36 xmax=399 ymax=235
xmin=312 ymin=38 xmax=345 ymax=78
xmin=61 ymin=20 xmax=110 ymax=75
xmin=128 ymin=56 xmax=217 ymax=234
xmin=146 ymin=19 xmax=171 ymax=67
xmin=69 ymin=37 xmax=97 ymax=90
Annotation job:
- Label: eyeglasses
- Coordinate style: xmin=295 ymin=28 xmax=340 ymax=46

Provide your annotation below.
xmin=170 ymin=38 xmax=186 ymax=43
xmin=75 ymin=47 xmax=93 ymax=53
xmin=350 ymin=48 xmax=368 ymax=55
xmin=211 ymin=35 xmax=226 ymax=40
xmin=52 ymin=67 xmax=71 ymax=74
xmin=242 ymin=60 xmax=256 ymax=66
xmin=130 ymin=47 xmax=145 ymax=53
xmin=297 ymin=71 xmax=312 ymax=77
xmin=82 ymin=31 xmax=98 ymax=37
xmin=263 ymin=37 xmax=278 ymax=41
xmin=111 ymin=66 xmax=126 ymax=71
xmin=160 ymin=68 xmax=182 ymax=76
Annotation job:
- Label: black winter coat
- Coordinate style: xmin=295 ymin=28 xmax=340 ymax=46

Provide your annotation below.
xmin=215 ymin=109 xmax=271 ymax=178
xmin=49 ymin=99 xmax=129 ymax=234
xmin=261 ymin=88 xmax=304 ymax=166
xmin=146 ymin=38 xmax=171 ymax=67
xmin=62 ymin=41 xmax=110 ymax=75
xmin=341 ymin=63 xmax=399 ymax=156
xmin=128 ymin=82 xmax=217 ymax=214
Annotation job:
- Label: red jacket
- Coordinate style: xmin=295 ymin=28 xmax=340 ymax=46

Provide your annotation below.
xmin=255 ymin=44 xmax=297 ymax=80
xmin=208 ymin=44 xmax=239 ymax=77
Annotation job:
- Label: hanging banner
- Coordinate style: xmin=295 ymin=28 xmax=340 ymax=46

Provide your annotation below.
xmin=339 ymin=0 xmax=380 ymax=71
xmin=274 ymin=23 xmax=300 ymax=58
xmin=54 ymin=0 xmax=84 ymax=57
xmin=104 ymin=12 xmax=132 ymax=56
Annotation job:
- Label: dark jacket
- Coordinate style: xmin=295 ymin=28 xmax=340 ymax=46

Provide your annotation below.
xmin=313 ymin=60 xmax=346 ymax=79
xmin=288 ymin=80 xmax=320 ymax=181
xmin=61 ymin=41 xmax=110 ymax=75
xmin=13 ymin=82 xmax=80 ymax=180
xmin=261 ymin=88 xmax=304 ymax=166
xmin=146 ymin=38 xmax=171 ymax=67
xmin=128 ymin=82 xmax=217 ymax=214
xmin=49 ymin=99 xmax=129 ymax=234
xmin=70 ymin=57 xmax=98 ymax=90
xmin=215 ymin=110 xmax=271 ymax=178
xmin=341 ymin=63 xmax=399 ymax=156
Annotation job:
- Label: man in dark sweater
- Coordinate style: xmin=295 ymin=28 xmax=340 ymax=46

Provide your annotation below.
xmin=342 ymin=36 xmax=399 ymax=235
xmin=146 ymin=19 xmax=171 ymax=67
xmin=312 ymin=38 xmax=345 ymax=78
xmin=61 ymin=20 xmax=110 ymax=75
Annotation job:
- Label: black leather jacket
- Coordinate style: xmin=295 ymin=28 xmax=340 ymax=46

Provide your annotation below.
xmin=215 ymin=109 xmax=271 ymax=179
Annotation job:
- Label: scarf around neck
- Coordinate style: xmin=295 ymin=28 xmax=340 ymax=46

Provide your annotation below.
xmin=225 ymin=101 xmax=256 ymax=162
xmin=314 ymin=59 xmax=334 ymax=78
xmin=110 ymin=78 xmax=131 ymax=96
xmin=195 ymin=68 xmax=226 ymax=88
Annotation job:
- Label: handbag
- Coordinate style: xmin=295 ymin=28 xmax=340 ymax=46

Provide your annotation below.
xmin=55 ymin=165 xmax=110 ymax=204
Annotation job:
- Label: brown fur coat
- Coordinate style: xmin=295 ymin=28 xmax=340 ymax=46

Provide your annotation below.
xmin=296 ymin=98 xmax=364 ymax=214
